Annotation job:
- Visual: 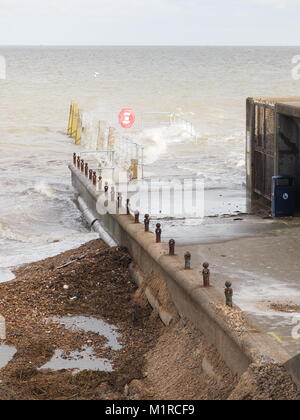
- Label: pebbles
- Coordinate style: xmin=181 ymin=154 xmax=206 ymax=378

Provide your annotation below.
xmin=0 ymin=239 xmax=160 ymax=400
xmin=212 ymin=303 xmax=248 ymax=334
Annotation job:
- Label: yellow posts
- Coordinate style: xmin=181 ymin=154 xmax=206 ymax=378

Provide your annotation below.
xmin=128 ymin=159 xmax=138 ymax=180
xmin=75 ymin=110 xmax=82 ymax=145
xmin=108 ymin=127 xmax=116 ymax=149
xmin=71 ymin=102 xmax=79 ymax=140
xmin=97 ymin=121 xmax=107 ymax=150
xmin=67 ymin=101 xmax=75 ymax=136
xmin=67 ymin=101 xmax=82 ymax=145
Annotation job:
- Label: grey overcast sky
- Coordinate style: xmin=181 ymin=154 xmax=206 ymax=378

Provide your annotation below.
xmin=0 ymin=0 xmax=299 ymax=46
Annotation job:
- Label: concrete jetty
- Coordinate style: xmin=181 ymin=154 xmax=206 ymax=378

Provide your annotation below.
xmin=69 ymin=161 xmax=300 ymax=388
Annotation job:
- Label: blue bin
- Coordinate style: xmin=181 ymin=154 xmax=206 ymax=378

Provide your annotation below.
xmin=272 ymin=176 xmax=296 ymax=217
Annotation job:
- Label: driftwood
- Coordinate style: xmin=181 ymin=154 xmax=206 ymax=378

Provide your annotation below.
xmin=56 ymin=255 xmax=86 ymax=270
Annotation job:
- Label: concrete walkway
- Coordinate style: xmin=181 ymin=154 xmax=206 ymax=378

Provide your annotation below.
xmin=157 ymin=215 xmax=300 ymax=357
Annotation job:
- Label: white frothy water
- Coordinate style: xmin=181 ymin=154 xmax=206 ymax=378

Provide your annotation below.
xmin=134 ymin=123 xmax=196 ymax=165
xmin=0 ymin=46 xmax=299 ymax=273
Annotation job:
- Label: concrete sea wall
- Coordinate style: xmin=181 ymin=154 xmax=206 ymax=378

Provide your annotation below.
xmin=69 ymin=164 xmax=298 ymax=385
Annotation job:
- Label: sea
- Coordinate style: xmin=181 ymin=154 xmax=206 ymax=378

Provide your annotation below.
xmin=1 ymin=46 xmax=300 ymax=279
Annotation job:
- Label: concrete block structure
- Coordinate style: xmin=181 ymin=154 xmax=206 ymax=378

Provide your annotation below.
xmin=246 ymin=97 xmax=300 ymax=211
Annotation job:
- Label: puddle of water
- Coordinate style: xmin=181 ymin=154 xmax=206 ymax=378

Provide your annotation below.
xmin=0 ymin=344 xmax=17 ymax=369
xmin=0 ymin=269 xmax=15 ymax=283
xmin=51 ymin=316 xmax=122 ymax=351
xmin=39 ymin=345 xmax=113 ymax=374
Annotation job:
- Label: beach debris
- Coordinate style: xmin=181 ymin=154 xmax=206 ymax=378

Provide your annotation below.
xmin=124 ymin=384 xmax=129 ymax=397
xmin=63 ymin=285 xmax=69 ymax=290
xmin=56 ymin=255 xmax=86 ymax=270
xmin=184 ymin=252 xmax=191 ymax=270
xmin=169 ymin=239 xmax=175 ymax=256
xmin=269 ymin=303 xmax=300 ymax=313
xmin=155 ymin=223 xmax=162 ymax=243
xmin=225 ymin=281 xmax=233 ymax=307
xmin=202 ymin=262 xmax=210 ymax=287
xmin=212 ymin=303 xmax=246 ymax=334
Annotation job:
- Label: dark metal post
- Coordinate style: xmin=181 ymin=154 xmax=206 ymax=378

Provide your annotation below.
xmin=156 ymin=223 xmax=162 ymax=243
xmin=134 ymin=210 xmax=140 ymax=224
xmin=225 ymin=282 xmax=233 ymax=307
xmin=144 ymin=214 xmax=150 ymax=232
xmin=169 ymin=239 xmax=175 ymax=256
xmin=184 ymin=252 xmax=191 ymax=270
xmin=117 ymin=193 xmax=123 ymax=209
xmin=85 ymin=163 xmax=89 ymax=177
xmin=81 ymin=160 xmax=84 ymax=172
xmin=98 ymin=176 xmax=102 ymax=190
xmin=73 ymin=153 xmax=77 ymax=165
xmin=202 ymin=262 xmax=210 ymax=287
xmin=93 ymin=171 xmax=97 ymax=186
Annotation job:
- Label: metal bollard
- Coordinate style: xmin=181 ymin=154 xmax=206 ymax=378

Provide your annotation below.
xmin=156 ymin=223 xmax=162 ymax=243
xmin=77 ymin=156 xmax=81 ymax=169
xmin=98 ymin=176 xmax=102 ymax=190
xmin=126 ymin=199 xmax=130 ymax=215
xmin=184 ymin=252 xmax=191 ymax=270
xmin=81 ymin=159 xmax=84 ymax=173
xmin=134 ymin=210 xmax=140 ymax=224
xmin=85 ymin=163 xmax=89 ymax=177
xmin=93 ymin=171 xmax=97 ymax=186
xmin=169 ymin=239 xmax=175 ymax=256
xmin=89 ymin=169 xmax=93 ymax=181
xmin=202 ymin=262 xmax=210 ymax=287
xmin=73 ymin=153 xmax=77 ymax=166
xmin=225 ymin=281 xmax=233 ymax=307
xmin=144 ymin=214 xmax=150 ymax=232
xmin=104 ymin=182 xmax=109 ymax=194
xmin=117 ymin=193 xmax=123 ymax=209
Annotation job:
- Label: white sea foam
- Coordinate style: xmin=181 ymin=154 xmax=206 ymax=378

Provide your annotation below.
xmin=135 ymin=124 xmax=196 ymax=164
xmin=34 ymin=181 xmax=56 ymax=198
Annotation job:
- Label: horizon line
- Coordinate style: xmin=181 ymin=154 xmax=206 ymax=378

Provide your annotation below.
xmin=0 ymin=44 xmax=300 ymax=48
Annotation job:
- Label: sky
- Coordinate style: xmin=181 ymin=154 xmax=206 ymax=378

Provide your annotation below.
xmin=0 ymin=0 xmax=299 ymax=46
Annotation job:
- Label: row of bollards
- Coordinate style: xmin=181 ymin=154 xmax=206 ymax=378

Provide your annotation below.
xmin=149 ymin=222 xmax=233 ymax=306
xmin=72 ymin=153 xmax=233 ymax=307
xmin=73 ymin=154 xmax=102 ymax=190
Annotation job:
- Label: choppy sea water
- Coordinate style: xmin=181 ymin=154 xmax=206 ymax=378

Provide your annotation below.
xmin=0 ymin=46 xmax=300 ymax=277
